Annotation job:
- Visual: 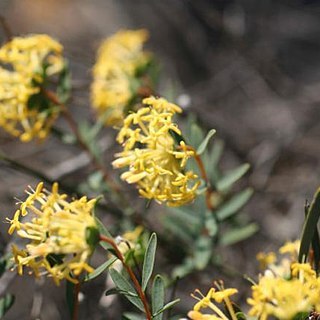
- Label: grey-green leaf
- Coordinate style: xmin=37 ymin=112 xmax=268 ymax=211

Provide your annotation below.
xmin=152 ymin=275 xmax=165 ymax=320
xmin=216 ymin=188 xmax=253 ymax=221
xmin=0 ymin=294 xmax=14 ymax=318
xmin=142 ymin=233 xmax=157 ymax=291
xmin=194 ymin=236 xmax=212 ymax=270
xmin=216 ymin=163 xmax=250 ymax=192
xmin=220 ymin=223 xmax=259 ymax=246
xmin=152 ymin=299 xmax=180 ymax=317
xmin=122 ymin=312 xmax=145 ymax=320
xmin=196 ymin=129 xmax=216 ymax=155
xmin=109 ymin=268 xmax=144 ymax=312
xmin=85 ymin=257 xmax=117 ymax=282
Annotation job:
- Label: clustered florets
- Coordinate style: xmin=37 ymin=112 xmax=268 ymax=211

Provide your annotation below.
xmin=0 ymin=34 xmax=65 ymax=141
xmin=113 ymin=96 xmax=200 ymax=206
xmin=7 ymin=182 xmax=98 ymax=285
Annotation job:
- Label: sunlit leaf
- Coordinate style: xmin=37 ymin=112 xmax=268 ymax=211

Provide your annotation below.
xmin=142 ymin=233 xmax=157 ymax=291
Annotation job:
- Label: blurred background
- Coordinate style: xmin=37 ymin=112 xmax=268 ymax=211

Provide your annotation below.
xmin=1 ymin=0 xmax=320 ymax=319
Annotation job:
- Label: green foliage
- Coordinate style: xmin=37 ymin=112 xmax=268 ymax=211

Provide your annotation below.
xmin=142 ymin=233 xmax=157 ymax=291
xmin=0 ymin=294 xmax=14 ymax=318
xmin=299 ymin=188 xmax=320 ymax=263
xmin=109 ymin=268 xmax=145 ymax=312
xmin=151 ymin=275 xmax=165 ymax=320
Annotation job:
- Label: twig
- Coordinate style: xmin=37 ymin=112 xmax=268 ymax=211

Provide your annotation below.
xmin=72 ymin=281 xmax=80 ymax=320
xmin=43 ymin=89 xmax=121 ymax=193
xmin=100 ymin=235 xmax=152 ymax=320
xmin=0 ymin=15 xmax=12 ymax=42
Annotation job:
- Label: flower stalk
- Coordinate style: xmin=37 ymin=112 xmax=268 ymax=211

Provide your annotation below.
xmin=99 ymin=234 xmax=152 ymax=320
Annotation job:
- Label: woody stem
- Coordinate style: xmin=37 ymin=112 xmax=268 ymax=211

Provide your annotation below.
xmin=99 ymin=235 xmax=152 ymax=320
xmin=43 ymin=89 xmax=121 ymax=193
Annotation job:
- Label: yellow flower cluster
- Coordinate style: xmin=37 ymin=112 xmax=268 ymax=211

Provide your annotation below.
xmin=0 ymin=34 xmax=64 ymax=141
xmin=188 ymin=283 xmax=238 ymax=320
xmin=91 ymin=29 xmax=151 ymax=126
xmin=112 ymin=96 xmax=200 ymax=207
xmin=248 ymin=240 xmax=320 ymax=319
xmin=7 ymin=182 xmax=98 ymax=285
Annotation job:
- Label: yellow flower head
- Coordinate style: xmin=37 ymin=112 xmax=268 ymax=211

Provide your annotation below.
xmin=247 ymin=275 xmax=318 ymax=320
xmin=91 ymin=29 xmax=151 ymax=126
xmin=113 ymin=96 xmax=200 ymax=207
xmin=7 ymin=182 xmax=99 ymax=285
xmin=248 ymin=240 xmax=320 ymax=319
xmin=0 ymin=34 xmax=65 ymax=141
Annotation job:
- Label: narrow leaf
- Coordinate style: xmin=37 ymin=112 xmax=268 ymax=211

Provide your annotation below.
xmin=84 ymin=257 xmax=117 ymax=281
xmin=152 ymin=299 xmax=180 ymax=317
xmin=95 ymin=217 xmax=113 ymax=250
xmin=220 ymin=224 xmax=259 ymax=246
xmin=196 ymin=129 xmax=216 ymax=155
xmin=299 ymin=188 xmax=320 ymax=263
xmin=216 ymin=164 xmax=250 ymax=192
xmin=109 ymin=268 xmax=145 ymax=312
xmin=0 ymin=294 xmax=14 ymax=318
xmin=152 ymin=275 xmax=165 ymax=320
xmin=194 ymin=236 xmax=212 ymax=270
xmin=142 ymin=233 xmax=157 ymax=291
xmin=216 ymin=188 xmax=253 ymax=221
xmin=123 ymin=312 xmax=145 ymax=320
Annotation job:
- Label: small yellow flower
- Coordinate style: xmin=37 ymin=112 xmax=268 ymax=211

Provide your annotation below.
xmin=0 ymin=34 xmax=65 ymax=141
xmin=91 ymin=29 xmax=151 ymax=126
xmin=113 ymin=96 xmax=200 ymax=206
xmin=188 ymin=310 xmax=224 ymax=320
xmin=279 ymin=240 xmax=300 ymax=258
xmin=256 ymin=251 xmax=277 ymax=270
xmin=7 ymin=182 xmax=99 ymax=285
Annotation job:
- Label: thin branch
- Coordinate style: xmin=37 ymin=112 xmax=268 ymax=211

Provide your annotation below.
xmin=100 ymin=235 xmax=152 ymax=320
xmin=0 ymin=15 xmax=12 ymax=42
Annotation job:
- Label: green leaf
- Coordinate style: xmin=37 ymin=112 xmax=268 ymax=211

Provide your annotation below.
xmin=194 ymin=236 xmax=212 ymax=270
xmin=0 ymin=294 xmax=14 ymax=318
xmin=207 ymin=139 xmax=224 ymax=178
xmin=56 ymin=59 xmax=71 ymax=103
xmin=152 ymin=299 xmax=180 ymax=317
xmin=196 ymin=129 xmax=216 ymax=155
xmin=189 ymin=123 xmax=205 ymax=148
xmin=109 ymin=268 xmax=145 ymax=312
xmin=299 ymin=188 xmax=320 ymax=263
xmin=235 ymin=312 xmax=247 ymax=320
xmin=122 ymin=312 xmax=145 ymax=320
xmin=142 ymin=233 xmax=157 ymax=291
xmin=216 ymin=188 xmax=253 ymax=221
xmin=205 ymin=212 xmax=218 ymax=237
xmin=84 ymin=257 xmax=117 ymax=282
xmin=220 ymin=223 xmax=259 ymax=246
xmin=152 ymin=275 xmax=165 ymax=320
xmin=216 ymin=164 xmax=250 ymax=192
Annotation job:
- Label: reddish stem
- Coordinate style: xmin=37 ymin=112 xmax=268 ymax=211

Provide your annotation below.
xmin=72 ymin=281 xmax=80 ymax=320
xmin=99 ymin=235 xmax=152 ymax=320
xmin=44 ymin=89 xmax=121 ymax=192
